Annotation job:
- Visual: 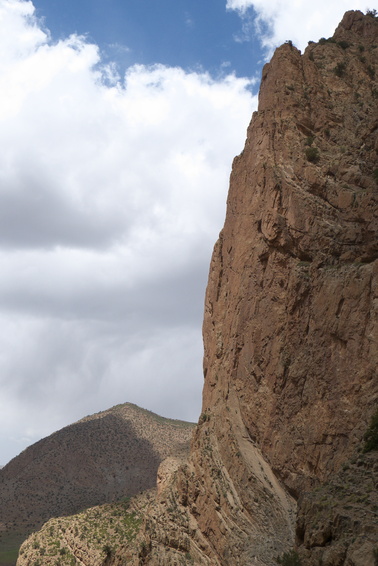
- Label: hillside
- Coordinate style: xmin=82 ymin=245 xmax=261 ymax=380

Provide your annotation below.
xmin=16 ymin=9 xmax=378 ymax=566
xmin=0 ymin=403 xmax=194 ymax=565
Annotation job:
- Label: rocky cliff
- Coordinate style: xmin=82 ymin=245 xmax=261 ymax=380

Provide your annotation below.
xmin=16 ymin=10 xmax=378 ymax=566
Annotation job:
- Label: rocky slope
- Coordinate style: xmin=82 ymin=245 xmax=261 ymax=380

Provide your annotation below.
xmin=15 ymin=491 xmax=154 ymax=566
xmin=16 ymin=10 xmax=378 ymax=566
xmin=0 ymin=403 xmax=194 ymax=564
xmin=297 ymin=449 xmax=378 ymax=566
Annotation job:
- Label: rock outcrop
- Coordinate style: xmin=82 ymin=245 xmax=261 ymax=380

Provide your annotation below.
xmin=16 ymin=10 xmax=378 ymax=566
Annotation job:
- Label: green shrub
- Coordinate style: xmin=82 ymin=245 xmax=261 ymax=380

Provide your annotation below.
xmin=338 ymin=41 xmax=350 ymax=49
xmin=103 ymin=544 xmax=112 ymax=557
xmin=334 ymin=62 xmax=346 ymax=77
xmin=367 ymin=65 xmax=375 ymax=79
xmin=305 ymin=147 xmax=320 ymax=163
xmin=319 ymin=37 xmax=336 ymax=45
xmin=366 ymin=8 xmax=377 ymax=17
xmin=363 ymin=408 xmax=378 ymax=452
xmin=276 ymin=549 xmax=302 ymax=565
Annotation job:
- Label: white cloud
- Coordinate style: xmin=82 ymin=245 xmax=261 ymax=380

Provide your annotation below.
xmin=226 ymin=0 xmax=373 ymax=52
xmin=0 ymin=0 xmax=256 ymax=464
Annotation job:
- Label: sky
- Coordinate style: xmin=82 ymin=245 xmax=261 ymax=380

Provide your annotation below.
xmin=0 ymin=0 xmax=375 ymax=466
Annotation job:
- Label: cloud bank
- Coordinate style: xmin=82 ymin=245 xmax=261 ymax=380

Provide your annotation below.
xmin=226 ymin=0 xmax=371 ymax=52
xmin=0 ymin=0 xmax=257 ymax=463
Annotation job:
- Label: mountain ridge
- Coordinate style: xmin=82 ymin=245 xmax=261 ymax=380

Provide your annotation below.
xmin=0 ymin=402 xmax=195 ymax=565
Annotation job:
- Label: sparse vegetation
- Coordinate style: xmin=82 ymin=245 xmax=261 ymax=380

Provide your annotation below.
xmin=319 ymin=37 xmax=336 ymax=45
xmin=19 ymin=498 xmax=144 ymax=565
xmin=366 ymin=8 xmax=378 ymax=17
xmin=334 ymin=61 xmax=346 ymax=77
xmin=363 ymin=407 xmax=378 ymax=453
xmin=367 ymin=65 xmax=375 ymax=79
xmin=0 ymin=401 xmax=194 ymax=566
xmin=276 ymin=549 xmax=302 ymax=565
xmin=305 ymin=146 xmax=320 ymax=163
xmin=103 ymin=543 xmax=112 ymax=557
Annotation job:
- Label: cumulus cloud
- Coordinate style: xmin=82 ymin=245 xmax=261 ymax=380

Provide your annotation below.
xmin=0 ymin=0 xmax=256 ymax=463
xmin=226 ymin=0 xmax=371 ymax=52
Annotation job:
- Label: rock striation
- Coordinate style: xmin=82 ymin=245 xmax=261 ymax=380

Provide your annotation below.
xmin=15 ymin=10 xmax=378 ymax=566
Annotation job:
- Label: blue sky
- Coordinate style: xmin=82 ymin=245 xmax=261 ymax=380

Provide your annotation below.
xmin=33 ymin=0 xmax=263 ymax=80
xmin=0 ymin=0 xmax=375 ymax=466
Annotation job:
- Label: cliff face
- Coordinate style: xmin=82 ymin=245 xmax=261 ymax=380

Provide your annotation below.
xmin=15 ymin=10 xmax=378 ymax=566
xmin=126 ymin=11 xmax=378 ymax=565
xmin=203 ymin=9 xmax=378 ymax=497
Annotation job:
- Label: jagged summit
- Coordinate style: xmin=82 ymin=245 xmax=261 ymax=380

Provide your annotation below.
xmin=334 ymin=9 xmax=378 ymax=44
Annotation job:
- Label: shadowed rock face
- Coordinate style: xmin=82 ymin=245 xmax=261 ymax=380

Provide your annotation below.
xmin=14 ymin=10 xmax=378 ymax=566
